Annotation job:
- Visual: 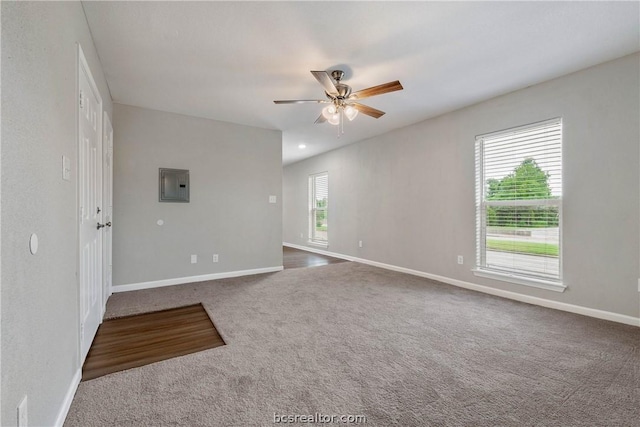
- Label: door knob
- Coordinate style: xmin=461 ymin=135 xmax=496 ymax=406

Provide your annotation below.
xmin=106 ymin=222 xmax=112 ymax=227
xmin=97 ymin=223 xmax=105 ymax=230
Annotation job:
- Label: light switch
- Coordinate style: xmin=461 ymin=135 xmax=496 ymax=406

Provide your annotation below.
xmin=62 ymin=156 xmax=71 ymax=181
xmin=269 ymin=195 xmax=277 ymax=204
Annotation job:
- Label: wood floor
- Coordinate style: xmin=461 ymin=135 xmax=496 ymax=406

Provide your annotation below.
xmin=82 ymin=303 xmax=224 ymax=381
xmin=82 ymin=250 xmax=343 ymax=380
xmin=283 ymin=246 xmax=349 ymax=269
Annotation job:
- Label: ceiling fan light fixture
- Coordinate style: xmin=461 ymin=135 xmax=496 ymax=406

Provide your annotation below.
xmin=322 ymin=105 xmax=337 ymax=120
xmin=327 ymin=111 xmax=340 ymax=126
xmin=344 ymin=105 xmax=358 ymax=121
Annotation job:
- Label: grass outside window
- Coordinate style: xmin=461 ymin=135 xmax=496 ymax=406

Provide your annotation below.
xmin=486 ymin=239 xmax=558 ymax=257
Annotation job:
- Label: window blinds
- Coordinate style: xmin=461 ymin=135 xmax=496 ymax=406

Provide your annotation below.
xmin=476 ymin=118 xmax=562 ymax=282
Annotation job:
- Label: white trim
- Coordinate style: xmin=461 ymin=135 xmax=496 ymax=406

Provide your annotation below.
xmin=476 ymin=117 xmax=562 ymax=141
xmin=112 ymin=266 xmax=284 ymax=293
xmin=472 ymin=268 xmax=565 ymax=292
xmin=54 ymin=368 xmax=81 ymax=427
xmin=282 ymin=243 xmax=639 ymax=327
xmin=284 ymin=242 xmax=354 ymax=261
xmin=307 ymin=241 xmax=329 ymax=249
xmin=102 ymin=111 xmax=114 ymax=316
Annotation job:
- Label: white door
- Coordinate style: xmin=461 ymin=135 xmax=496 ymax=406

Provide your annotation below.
xmin=102 ymin=112 xmax=113 ymax=314
xmin=78 ymin=45 xmax=103 ymax=362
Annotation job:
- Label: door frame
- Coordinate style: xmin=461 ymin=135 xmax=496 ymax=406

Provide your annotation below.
xmin=77 ymin=43 xmax=104 ymax=364
xmin=102 ymin=111 xmax=113 ymax=315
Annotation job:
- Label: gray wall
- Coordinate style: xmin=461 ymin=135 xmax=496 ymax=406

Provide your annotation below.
xmin=284 ymin=53 xmax=640 ymax=318
xmin=1 ymin=2 xmax=112 ymax=426
xmin=112 ymin=104 xmax=282 ymax=287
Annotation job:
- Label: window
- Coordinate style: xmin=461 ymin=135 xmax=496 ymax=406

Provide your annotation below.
xmin=309 ymin=172 xmax=328 ymax=246
xmin=474 ymin=118 xmax=564 ymax=291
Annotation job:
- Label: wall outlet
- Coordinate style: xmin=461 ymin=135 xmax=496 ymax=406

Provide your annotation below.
xmin=358 ymin=240 xmax=363 ymax=248
xmin=213 ymin=254 xmax=219 ymax=263
xmin=191 ymin=254 xmax=197 ymax=264
xmin=457 ymin=255 xmax=464 ymax=265
xmin=17 ymin=395 xmax=27 ymax=427
xmin=269 ymin=195 xmax=277 ymax=204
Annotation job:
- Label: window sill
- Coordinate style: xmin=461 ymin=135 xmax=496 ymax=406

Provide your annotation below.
xmin=308 ymin=241 xmax=328 ymax=249
xmin=472 ymin=268 xmax=566 ymax=293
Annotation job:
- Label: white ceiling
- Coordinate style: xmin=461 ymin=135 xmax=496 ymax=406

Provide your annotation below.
xmin=82 ymin=1 xmax=639 ymax=165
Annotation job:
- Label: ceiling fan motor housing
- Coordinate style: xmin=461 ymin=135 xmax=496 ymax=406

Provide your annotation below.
xmin=327 ymin=84 xmax=352 ymax=101
xmin=325 ymin=71 xmax=351 ymax=101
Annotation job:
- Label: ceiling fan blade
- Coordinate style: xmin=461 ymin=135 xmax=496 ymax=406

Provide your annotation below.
xmin=314 ymin=113 xmax=327 ymax=124
xmin=311 ymin=71 xmax=338 ymax=96
xmin=274 ymin=99 xmax=329 ymax=104
xmin=349 ymin=80 xmax=403 ymax=100
xmin=352 ymin=103 xmax=385 ymax=119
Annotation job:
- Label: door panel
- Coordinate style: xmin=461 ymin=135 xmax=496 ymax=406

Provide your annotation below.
xmin=78 ymin=45 xmax=103 ymax=363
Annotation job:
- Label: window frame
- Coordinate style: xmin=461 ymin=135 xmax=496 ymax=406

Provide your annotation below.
xmin=308 ymin=172 xmax=329 ymax=247
xmin=473 ymin=118 xmax=565 ymax=292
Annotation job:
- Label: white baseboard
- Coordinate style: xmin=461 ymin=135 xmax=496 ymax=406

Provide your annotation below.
xmin=284 ymin=242 xmax=355 ymax=261
xmin=112 ymin=266 xmax=284 ymax=293
xmin=54 ymin=368 xmax=81 ymax=427
xmin=283 ymin=243 xmax=639 ymax=327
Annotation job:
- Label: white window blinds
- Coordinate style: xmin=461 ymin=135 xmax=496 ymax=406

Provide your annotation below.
xmin=309 ymin=172 xmax=328 ymax=244
xmin=476 ymin=118 xmax=563 ymax=285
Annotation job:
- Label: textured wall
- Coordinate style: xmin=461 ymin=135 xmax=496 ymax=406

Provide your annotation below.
xmin=284 ymin=53 xmax=640 ymax=318
xmin=1 ymin=2 xmax=112 ymax=425
xmin=112 ymin=104 xmax=282 ymax=287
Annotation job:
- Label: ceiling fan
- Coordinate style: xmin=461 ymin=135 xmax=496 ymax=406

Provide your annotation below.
xmin=274 ymin=70 xmax=403 ymax=134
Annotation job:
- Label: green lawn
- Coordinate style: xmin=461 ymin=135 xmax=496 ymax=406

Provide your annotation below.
xmin=487 ymin=239 xmax=558 ymax=257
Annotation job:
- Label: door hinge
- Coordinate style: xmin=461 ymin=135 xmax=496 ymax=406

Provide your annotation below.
xmin=79 ymin=90 xmax=84 ymax=109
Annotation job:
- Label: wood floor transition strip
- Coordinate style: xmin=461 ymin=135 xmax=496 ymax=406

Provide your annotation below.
xmin=82 ymin=303 xmax=225 ymax=381
xmin=283 ymin=246 xmax=348 ymax=269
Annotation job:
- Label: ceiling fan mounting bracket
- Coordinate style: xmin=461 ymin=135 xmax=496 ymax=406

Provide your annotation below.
xmin=331 ymin=70 xmax=345 ymax=82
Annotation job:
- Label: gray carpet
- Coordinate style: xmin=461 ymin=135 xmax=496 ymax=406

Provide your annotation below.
xmin=65 ymin=262 xmax=639 ymax=426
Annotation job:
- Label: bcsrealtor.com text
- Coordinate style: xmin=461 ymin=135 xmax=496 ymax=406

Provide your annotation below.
xmin=274 ymin=413 xmax=367 ymax=424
